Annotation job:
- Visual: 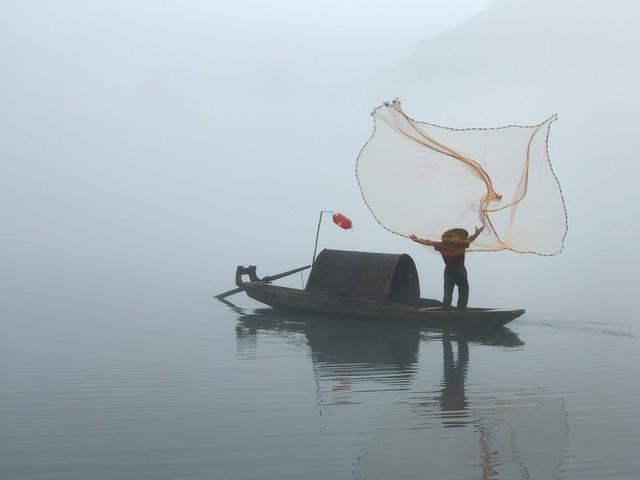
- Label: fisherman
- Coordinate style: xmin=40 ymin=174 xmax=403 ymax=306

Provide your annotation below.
xmin=409 ymin=226 xmax=484 ymax=310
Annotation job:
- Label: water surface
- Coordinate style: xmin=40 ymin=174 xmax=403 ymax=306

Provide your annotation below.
xmin=2 ymin=297 xmax=639 ymax=479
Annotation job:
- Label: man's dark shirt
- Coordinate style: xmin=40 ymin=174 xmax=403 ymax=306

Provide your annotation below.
xmin=434 ymin=241 xmax=470 ymax=268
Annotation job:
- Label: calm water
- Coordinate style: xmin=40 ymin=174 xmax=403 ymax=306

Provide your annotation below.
xmin=2 ymin=295 xmax=640 ymax=480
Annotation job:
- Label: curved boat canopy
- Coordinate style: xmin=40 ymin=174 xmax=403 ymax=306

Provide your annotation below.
xmin=305 ymin=249 xmax=420 ymax=304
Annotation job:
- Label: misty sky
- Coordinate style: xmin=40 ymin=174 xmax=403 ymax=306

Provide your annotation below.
xmin=209 ymin=0 xmax=494 ymax=79
xmin=2 ymin=0 xmax=639 ymax=319
xmin=1 ymin=1 xmax=493 ymax=84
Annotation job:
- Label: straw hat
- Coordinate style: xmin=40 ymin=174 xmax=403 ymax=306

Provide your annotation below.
xmin=441 ymin=228 xmax=469 ymax=244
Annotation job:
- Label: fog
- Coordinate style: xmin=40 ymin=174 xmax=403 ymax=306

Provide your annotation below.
xmin=2 ymin=0 xmax=639 ymax=322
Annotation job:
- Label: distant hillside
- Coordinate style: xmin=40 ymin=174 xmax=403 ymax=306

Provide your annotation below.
xmin=394 ymin=0 xmax=638 ymax=97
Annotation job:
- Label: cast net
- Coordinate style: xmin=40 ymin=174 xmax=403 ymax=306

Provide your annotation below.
xmin=356 ymin=100 xmax=567 ymax=255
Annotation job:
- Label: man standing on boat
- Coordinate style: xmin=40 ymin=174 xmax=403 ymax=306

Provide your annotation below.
xmin=409 ymin=227 xmax=483 ymax=310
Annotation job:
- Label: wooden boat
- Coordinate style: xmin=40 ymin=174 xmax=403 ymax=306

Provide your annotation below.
xmin=231 ymin=249 xmax=524 ymax=328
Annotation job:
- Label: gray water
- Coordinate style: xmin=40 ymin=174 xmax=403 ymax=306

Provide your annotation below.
xmin=3 ymin=291 xmax=639 ymax=480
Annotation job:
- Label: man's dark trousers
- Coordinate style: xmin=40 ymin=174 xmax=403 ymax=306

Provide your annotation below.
xmin=443 ymin=266 xmax=469 ymax=309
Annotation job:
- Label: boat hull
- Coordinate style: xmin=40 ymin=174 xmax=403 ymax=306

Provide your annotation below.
xmin=241 ymin=282 xmax=524 ymax=328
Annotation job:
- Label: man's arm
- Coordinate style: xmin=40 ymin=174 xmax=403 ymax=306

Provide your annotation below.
xmin=409 ymin=234 xmax=441 ymax=247
xmin=468 ymin=226 xmax=484 ymax=243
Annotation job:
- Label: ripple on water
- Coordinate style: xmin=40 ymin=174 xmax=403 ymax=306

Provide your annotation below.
xmin=2 ymin=309 xmax=640 ymax=479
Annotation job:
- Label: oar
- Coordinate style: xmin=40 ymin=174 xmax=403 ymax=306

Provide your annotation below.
xmin=262 ymin=265 xmax=311 ymax=283
xmin=215 ymin=264 xmax=311 ymax=299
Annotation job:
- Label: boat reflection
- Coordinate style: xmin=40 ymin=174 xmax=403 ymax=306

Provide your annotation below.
xmin=235 ymin=308 xmax=523 ymax=409
xmin=234 ymin=308 xmax=568 ymax=479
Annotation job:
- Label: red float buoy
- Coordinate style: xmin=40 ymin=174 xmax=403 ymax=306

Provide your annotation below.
xmin=332 ymin=213 xmax=352 ymax=230
xmin=313 ymin=210 xmax=353 ymax=264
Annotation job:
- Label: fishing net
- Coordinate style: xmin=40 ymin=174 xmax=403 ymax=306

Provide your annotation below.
xmin=356 ymin=100 xmax=567 ymax=255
